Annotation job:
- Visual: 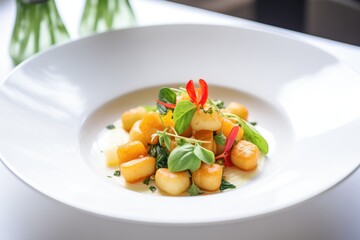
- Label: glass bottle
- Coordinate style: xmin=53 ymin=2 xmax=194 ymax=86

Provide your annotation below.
xmin=79 ymin=0 xmax=136 ymax=36
xmin=9 ymin=0 xmax=70 ymax=65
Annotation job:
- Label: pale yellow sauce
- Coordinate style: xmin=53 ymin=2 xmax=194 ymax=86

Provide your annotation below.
xmin=95 ymin=120 xmax=265 ymax=196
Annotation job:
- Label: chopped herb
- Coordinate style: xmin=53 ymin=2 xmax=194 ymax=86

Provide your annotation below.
xmin=220 ymin=178 xmax=236 ymax=191
xmin=249 ymin=121 xmax=257 ymax=126
xmin=106 ymin=124 xmax=115 ymax=130
xmin=214 ymin=132 xmax=226 ymax=145
xmin=143 ymin=177 xmax=151 ymax=185
xmin=113 ymin=170 xmax=121 ymax=176
xmin=212 ymin=99 xmax=224 ymax=109
xmin=107 ymin=176 xmax=112 ymax=178
xmin=187 ymin=183 xmax=202 ymax=196
xmin=202 ymin=107 xmax=213 ymax=114
xmin=149 ymin=186 xmax=157 ymax=192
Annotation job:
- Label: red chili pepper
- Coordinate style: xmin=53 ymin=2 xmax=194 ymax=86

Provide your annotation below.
xmin=198 ymin=79 xmax=208 ymax=106
xmin=186 ymin=80 xmax=197 ymax=104
xmin=215 ymin=125 xmax=239 ymax=167
xmin=156 ymin=99 xmax=176 ymax=109
xmin=185 ymin=79 xmax=208 ymax=107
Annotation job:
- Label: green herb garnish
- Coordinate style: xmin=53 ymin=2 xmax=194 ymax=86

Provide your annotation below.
xmin=143 ymin=177 xmax=151 ymax=185
xmin=220 ymin=178 xmax=236 ymax=191
xmin=168 ymin=143 xmax=214 ymax=172
xmin=187 ymin=182 xmax=202 ymax=196
xmin=212 ymin=99 xmax=225 ymax=109
xmin=113 ymin=170 xmax=121 ymax=176
xmin=173 ymin=100 xmax=197 ymax=134
xmin=156 ymin=129 xmax=171 ymax=151
xmin=149 ymin=143 xmax=168 ymax=169
xmin=106 ymin=124 xmax=115 ymax=130
xmin=214 ymin=132 xmax=226 ymax=145
xmin=149 ymin=186 xmax=157 ymax=192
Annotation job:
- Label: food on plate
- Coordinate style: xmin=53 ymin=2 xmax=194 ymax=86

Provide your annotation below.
xmin=103 ymin=79 xmax=269 ymax=196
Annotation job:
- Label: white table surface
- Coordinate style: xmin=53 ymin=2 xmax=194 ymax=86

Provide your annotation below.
xmin=1 ymin=0 xmax=360 ymax=239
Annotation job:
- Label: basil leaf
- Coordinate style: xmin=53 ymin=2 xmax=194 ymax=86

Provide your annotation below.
xmin=220 ymin=178 xmax=236 ymax=191
xmin=187 ymin=183 xmax=202 ymax=196
xmin=168 ymin=144 xmax=201 ymax=172
xmin=157 ymin=88 xmax=176 ymax=115
xmin=194 ymin=145 xmax=214 ymax=164
xmin=237 ymin=118 xmax=269 ymax=154
xmin=214 ymin=132 xmax=226 ymax=145
xmin=173 ymin=100 xmax=196 ymax=134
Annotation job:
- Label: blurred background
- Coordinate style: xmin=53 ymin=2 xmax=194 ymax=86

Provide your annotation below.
xmin=168 ymin=0 xmax=360 ymax=46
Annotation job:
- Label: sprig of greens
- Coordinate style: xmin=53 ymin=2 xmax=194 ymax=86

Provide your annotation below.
xmin=224 ymin=113 xmax=269 ymax=154
xmin=156 ymin=129 xmax=171 ymax=151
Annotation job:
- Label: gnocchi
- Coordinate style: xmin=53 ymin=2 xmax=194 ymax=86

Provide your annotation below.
xmin=102 ymin=79 xmax=268 ymax=196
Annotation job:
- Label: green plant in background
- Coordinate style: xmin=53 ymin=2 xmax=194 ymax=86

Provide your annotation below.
xmin=79 ymin=0 xmax=136 ymax=36
xmin=9 ymin=0 xmax=69 ymax=65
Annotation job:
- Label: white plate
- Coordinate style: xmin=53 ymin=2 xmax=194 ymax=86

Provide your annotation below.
xmin=1 ymin=24 xmax=360 ymax=224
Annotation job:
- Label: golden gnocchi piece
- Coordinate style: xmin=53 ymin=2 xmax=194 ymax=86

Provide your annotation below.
xmin=191 ymin=109 xmax=221 ymax=131
xmin=121 ymin=156 xmax=156 ymax=183
xmin=121 ymin=106 xmax=147 ymax=131
xmin=180 ymin=125 xmax=193 ymax=138
xmin=193 ymin=130 xmax=217 ymax=154
xmin=129 ymin=120 xmax=148 ymax=147
xmin=117 ymin=140 xmax=147 ymax=165
xmin=155 ymin=168 xmax=190 ymax=196
xmin=224 ymin=102 xmax=249 ymax=121
xmin=139 ymin=112 xmax=164 ymax=145
xmin=230 ymin=140 xmax=260 ymax=171
xmin=218 ymin=117 xmax=244 ymax=142
xmin=192 ymin=164 xmax=223 ymax=191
